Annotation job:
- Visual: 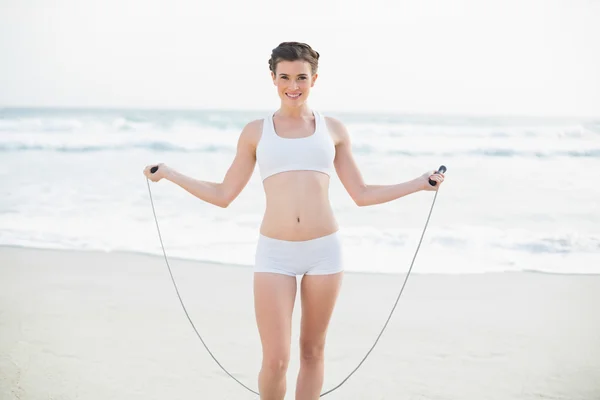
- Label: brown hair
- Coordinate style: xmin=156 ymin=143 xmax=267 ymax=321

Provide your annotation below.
xmin=268 ymin=42 xmax=320 ymax=75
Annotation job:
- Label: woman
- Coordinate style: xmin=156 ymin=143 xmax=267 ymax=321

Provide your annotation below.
xmin=143 ymin=41 xmax=445 ymax=400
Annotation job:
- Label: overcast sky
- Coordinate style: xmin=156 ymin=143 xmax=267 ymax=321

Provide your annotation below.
xmin=1 ymin=0 xmax=599 ymax=117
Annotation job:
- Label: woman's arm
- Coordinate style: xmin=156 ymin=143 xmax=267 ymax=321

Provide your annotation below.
xmin=143 ymin=119 xmax=261 ymax=208
xmin=328 ymin=117 xmax=443 ymax=207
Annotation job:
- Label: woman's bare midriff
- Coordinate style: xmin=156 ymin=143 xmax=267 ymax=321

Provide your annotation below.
xmin=259 ymin=170 xmax=339 ymax=241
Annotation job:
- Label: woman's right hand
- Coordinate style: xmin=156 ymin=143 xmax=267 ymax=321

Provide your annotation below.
xmin=143 ymin=163 xmax=170 ymax=182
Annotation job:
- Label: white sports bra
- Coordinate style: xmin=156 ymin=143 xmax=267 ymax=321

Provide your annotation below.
xmin=256 ymin=111 xmax=336 ymax=181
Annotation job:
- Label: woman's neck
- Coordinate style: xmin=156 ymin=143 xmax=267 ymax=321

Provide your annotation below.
xmin=276 ymin=104 xmax=312 ymax=119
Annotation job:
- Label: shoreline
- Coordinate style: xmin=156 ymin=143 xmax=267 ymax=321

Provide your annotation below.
xmin=1 ymin=244 xmax=597 ymax=277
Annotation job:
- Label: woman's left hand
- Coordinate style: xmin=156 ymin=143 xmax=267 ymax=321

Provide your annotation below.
xmin=420 ymin=170 xmax=445 ymax=191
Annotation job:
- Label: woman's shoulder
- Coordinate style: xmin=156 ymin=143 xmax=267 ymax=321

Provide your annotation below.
xmin=238 ymin=119 xmax=265 ymax=149
xmin=243 ymin=118 xmax=265 ymax=133
xmin=322 ymin=115 xmax=349 ymax=145
xmin=322 ymin=115 xmax=345 ymax=130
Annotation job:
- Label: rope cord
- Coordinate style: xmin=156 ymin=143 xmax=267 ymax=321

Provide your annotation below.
xmin=146 ymin=178 xmax=440 ymax=397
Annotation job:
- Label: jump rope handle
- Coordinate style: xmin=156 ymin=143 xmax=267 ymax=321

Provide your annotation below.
xmin=150 ymin=166 xmax=159 ymax=174
xmin=429 ymin=165 xmax=447 ymax=186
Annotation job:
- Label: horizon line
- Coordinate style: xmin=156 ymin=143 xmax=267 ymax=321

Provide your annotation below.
xmin=1 ymin=104 xmax=599 ymax=121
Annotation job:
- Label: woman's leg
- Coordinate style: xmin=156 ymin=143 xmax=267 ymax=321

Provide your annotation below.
xmin=295 ymin=272 xmax=343 ymax=400
xmin=254 ymin=272 xmax=297 ymax=400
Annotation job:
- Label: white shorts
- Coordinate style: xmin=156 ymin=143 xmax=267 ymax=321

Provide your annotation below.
xmin=254 ymin=231 xmax=344 ymax=276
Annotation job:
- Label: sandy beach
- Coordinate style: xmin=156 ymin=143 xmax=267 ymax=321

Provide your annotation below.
xmin=1 ymin=246 xmax=599 ymax=400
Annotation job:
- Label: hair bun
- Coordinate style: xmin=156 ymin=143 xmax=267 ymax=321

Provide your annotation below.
xmin=268 ymin=42 xmax=320 ymax=74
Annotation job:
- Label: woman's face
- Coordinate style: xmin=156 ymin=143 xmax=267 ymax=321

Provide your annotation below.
xmin=271 ymin=60 xmax=318 ymax=107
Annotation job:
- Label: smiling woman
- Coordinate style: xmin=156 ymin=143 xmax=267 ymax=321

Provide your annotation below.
xmin=143 ymin=41 xmax=444 ymax=400
xmin=268 ymin=41 xmax=320 ymax=105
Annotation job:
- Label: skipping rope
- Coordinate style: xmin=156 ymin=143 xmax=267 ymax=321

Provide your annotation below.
xmin=145 ymin=164 xmax=446 ymax=398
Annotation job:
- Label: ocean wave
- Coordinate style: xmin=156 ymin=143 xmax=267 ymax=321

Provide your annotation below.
xmin=1 ymin=142 xmax=599 ymax=158
xmin=582 ymin=121 xmax=600 ymax=134
xmin=1 ymin=109 xmax=598 ymax=138
xmin=463 ymin=149 xmax=600 ymax=158
xmin=0 ymin=142 xmax=235 ymax=153
xmin=344 ymin=229 xmax=600 ymax=256
xmin=2 ymin=224 xmax=598 ymax=275
xmin=495 ymin=234 xmax=600 ymax=254
xmin=383 ymin=148 xmax=600 ymax=158
xmin=0 ymin=110 xmax=250 ymax=133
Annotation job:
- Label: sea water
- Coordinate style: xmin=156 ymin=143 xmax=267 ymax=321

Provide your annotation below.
xmin=1 ymin=107 xmax=599 ymax=275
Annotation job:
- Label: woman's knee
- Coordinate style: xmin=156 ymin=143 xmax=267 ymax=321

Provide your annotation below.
xmin=262 ymin=353 xmax=290 ymax=376
xmin=299 ymin=339 xmax=325 ymax=364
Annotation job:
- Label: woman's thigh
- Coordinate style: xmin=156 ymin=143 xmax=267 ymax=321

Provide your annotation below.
xmin=254 ymin=272 xmax=298 ymax=358
xmin=299 ymin=272 xmax=344 ymax=347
